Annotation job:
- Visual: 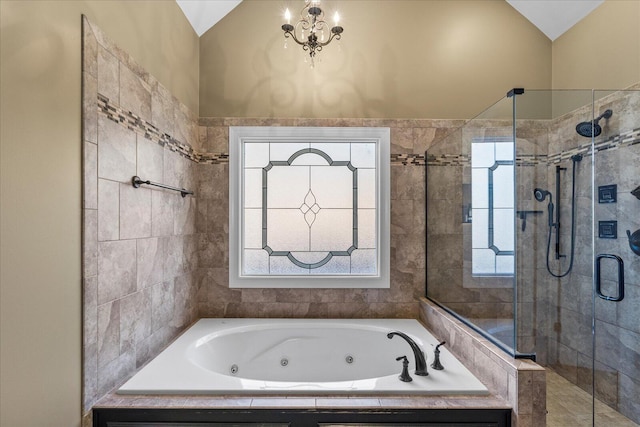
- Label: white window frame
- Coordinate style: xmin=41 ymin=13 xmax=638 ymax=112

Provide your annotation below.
xmin=229 ymin=126 xmax=390 ymax=288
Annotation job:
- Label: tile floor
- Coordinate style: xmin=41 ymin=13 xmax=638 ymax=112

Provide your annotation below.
xmin=546 ymin=369 xmax=638 ymax=427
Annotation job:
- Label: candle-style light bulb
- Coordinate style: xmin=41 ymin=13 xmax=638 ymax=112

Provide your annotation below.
xmin=284 ymin=8 xmax=291 ymax=24
xmin=333 ymin=11 xmax=340 ymax=26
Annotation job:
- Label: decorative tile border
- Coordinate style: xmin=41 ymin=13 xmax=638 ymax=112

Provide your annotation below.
xmin=425 ymin=127 xmax=639 ymax=167
xmin=547 ymin=127 xmax=640 ymax=164
xmin=99 ymin=94 xmax=639 ymax=168
xmin=515 ymin=154 xmax=546 ymax=167
xmin=426 ymin=154 xmax=468 ymax=167
xmin=391 ymin=153 xmax=426 ymax=165
xmin=425 ymin=154 xmax=546 ymax=167
xmin=98 ymin=95 xmax=220 ymax=165
xmin=98 ymin=94 xmax=201 ymax=161
xmin=197 ymin=152 xmax=229 ymax=164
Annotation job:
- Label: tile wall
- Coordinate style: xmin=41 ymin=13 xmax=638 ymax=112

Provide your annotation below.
xmin=420 ymin=298 xmax=546 ymax=427
xmin=82 ymin=17 xmax=200 ymax=412
xmin=194 ymin=118 xmax=463 ymax=319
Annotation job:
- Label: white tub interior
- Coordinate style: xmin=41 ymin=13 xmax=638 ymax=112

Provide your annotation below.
xmin=118 ymin=318 xmax=489 ymax=395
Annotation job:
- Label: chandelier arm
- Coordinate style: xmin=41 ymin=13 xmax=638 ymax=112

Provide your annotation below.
xmin=282 ymin=27 xmax=307 ymax=47
xmin=317 ymin=32 xmax=340 ymax=47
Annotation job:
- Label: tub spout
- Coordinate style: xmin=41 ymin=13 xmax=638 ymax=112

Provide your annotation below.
xmin=387 ymin=331 xmax=428 ymax=376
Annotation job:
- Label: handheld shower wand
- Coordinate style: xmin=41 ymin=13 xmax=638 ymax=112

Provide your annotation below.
xmin=534 ymin=188 xmax=554 ymax=228
xmin=534 ymin=155 xmax=582 ymax=278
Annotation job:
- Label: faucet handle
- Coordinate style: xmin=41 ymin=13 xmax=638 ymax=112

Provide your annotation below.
xmin=395 ymin=355 xmax=412 ymax=382
xmin=431 ymin=341 xmax=446 ymax=370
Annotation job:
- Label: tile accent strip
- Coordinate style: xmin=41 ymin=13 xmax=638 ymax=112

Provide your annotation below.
xmin=98 ymin=95 xmax=639 ymax=167
xmin=426 ymin=154 xmax=469 ymax=167
xmin=547 ymin=127 xmax=640 ymax=164
xmin=391 ymin=154 xmax=426 ymax=165
xmin=98 ymin=94 xmax=203 ymax=162
xmin=426 ymin=127 xmax=639 ymax=167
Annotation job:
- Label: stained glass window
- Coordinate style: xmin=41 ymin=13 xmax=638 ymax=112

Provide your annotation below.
xmin=229 ymin=127 xmax=390 ymax=288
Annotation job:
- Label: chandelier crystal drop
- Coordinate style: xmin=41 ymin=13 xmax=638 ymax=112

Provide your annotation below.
xmin=281 ymin=0 xmax=344 ymax=67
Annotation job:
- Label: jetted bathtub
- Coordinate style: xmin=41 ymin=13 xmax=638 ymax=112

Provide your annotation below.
xmin=118 ymin=318 xmax=488 ymax=395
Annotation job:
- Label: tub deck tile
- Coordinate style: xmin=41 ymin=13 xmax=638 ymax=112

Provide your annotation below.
xmin=316 ymin=398 xmax=382 ymax=408
xmin=94 ymin=391 xmax=511 ymax=413
xmin=379 ymin=395 xmax=511 ymax=409
xmin=116 ymin=396 xmax=188 ymax=408
xmin=250 ymin=398 xmax=317 ymax=408
xmin=378 ymin=397 xmax=453 ymax=408
xmin=181 ymin=397 xmax=254 ymax=408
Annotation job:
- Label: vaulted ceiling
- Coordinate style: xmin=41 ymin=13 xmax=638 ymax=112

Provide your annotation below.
xmin=176 ymin=0 xmax=604 ymax=41
xmin=506 ymin=0 xmax=604 ymax=40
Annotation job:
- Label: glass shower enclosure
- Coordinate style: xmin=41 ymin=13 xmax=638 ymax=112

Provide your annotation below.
xmin=425 ymin=87 xmax=640 ymax=425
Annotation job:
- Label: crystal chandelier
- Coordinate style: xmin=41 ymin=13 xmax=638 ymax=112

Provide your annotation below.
xmin=281 ymin=0 xmax=343 ymax=66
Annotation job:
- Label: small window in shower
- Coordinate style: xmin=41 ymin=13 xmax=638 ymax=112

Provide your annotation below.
xmin=229 ymin=126 xmax=390 ymax=288
xmin=471 ymin=138 xmax=515 ymax=276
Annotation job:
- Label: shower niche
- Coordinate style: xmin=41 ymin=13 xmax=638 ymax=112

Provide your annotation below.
xmin=425 ymin=87 xmax=640 ymax=425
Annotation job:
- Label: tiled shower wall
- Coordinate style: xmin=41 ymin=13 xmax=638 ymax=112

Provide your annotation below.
xmin=425 ymin=118 xmax=550 ymax=351
xmin=82 ymin=17 xmax=200 ymax=411
xmin=425 ymin=121 xmax=537 ymax=324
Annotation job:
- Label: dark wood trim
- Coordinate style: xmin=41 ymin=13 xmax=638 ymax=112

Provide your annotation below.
xmin=94 ymin=407 xmax=511 ymax=427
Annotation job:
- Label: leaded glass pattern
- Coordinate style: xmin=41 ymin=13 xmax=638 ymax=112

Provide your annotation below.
xmin=471 ymin=139 xmax=515 ymax=276
xmin=243 ymin=142 xmax=376 ymax=275
xmin=229 ymin=127 xmax=390 ymax=288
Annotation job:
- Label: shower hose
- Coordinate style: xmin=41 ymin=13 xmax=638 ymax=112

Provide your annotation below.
xmin=545 ymin=158 xmax=580 ymax=278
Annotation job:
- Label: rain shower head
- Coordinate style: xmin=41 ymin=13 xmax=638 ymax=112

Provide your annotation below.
xmin=534 ymin=188 xmax=551 ymax=202
xmin=576 ymin=109 xmax=613 ymax=138
xmin=576 ymin=121 xmax=600 ymax=137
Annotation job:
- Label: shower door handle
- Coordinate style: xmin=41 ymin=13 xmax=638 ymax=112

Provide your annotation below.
xmin=595 ymin=254 xmax=625 ymax=302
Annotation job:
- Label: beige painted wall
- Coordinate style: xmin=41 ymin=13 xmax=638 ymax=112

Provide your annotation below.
xmin=199 ymin=0 xmax=552 ymax=119
xmin=0 ymin=1 xmax=198 ymax=426
xmin=552 ymin=0 xmax=640 ymax=90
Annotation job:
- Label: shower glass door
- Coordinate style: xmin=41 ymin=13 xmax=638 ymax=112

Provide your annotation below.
xmin=425 ymin=94 xmax=519 ymax=356
xmin=427 ymin=87 xmax=639 ymax=425
xmin=515 ymin=88 xmax=640 ymax=426
xmin=591 ymin=89 xmax=639 ymax=426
